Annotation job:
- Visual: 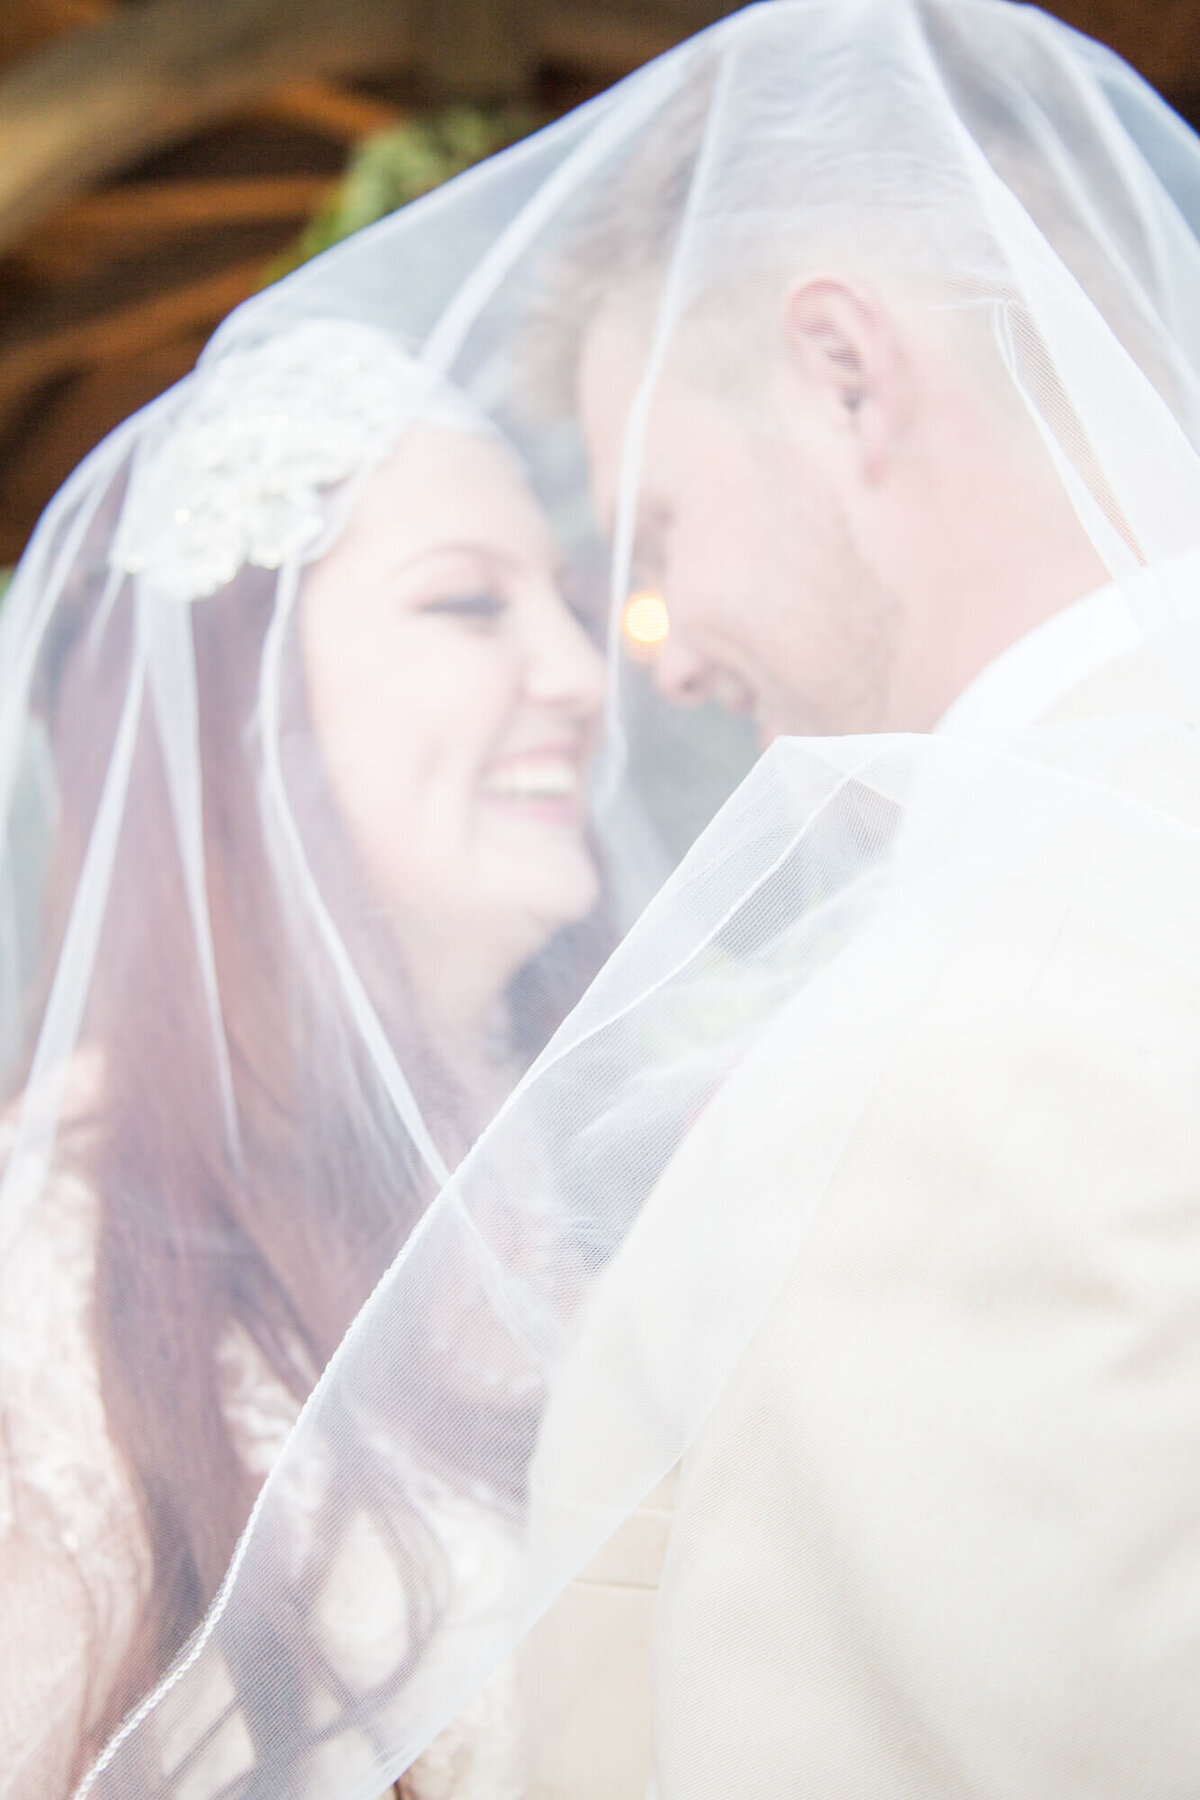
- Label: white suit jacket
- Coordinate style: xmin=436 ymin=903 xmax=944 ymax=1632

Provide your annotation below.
xmin=524 ymin=641 xmax=1200 ymax=1800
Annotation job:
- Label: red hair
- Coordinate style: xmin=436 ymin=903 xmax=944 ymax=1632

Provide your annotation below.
xmin=43 ymin=565 xmax=462 ymax=1766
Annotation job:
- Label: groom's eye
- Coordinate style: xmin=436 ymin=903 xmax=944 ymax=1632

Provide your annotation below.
xmin=558 ymin=566 xmax=605 ymax=640
xmin=631 ymin=510 xmax=669 ymax=586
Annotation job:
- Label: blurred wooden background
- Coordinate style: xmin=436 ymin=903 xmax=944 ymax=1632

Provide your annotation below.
xmin=2 ymin=0 xmax=1199 ymax=564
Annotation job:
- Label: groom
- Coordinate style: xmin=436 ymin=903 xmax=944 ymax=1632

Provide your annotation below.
xmin=527 ymin=13 xmax=1200 ymax=1800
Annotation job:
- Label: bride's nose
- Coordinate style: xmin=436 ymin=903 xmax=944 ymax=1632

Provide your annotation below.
xmin=523 ymin=594 xmax=607 ymax=716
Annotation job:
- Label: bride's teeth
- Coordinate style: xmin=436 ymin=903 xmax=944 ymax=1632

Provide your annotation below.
xmin=483 ymin=760 xmax=579 ymax=799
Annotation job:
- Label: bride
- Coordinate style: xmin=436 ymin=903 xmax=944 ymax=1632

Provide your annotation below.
xmin=0 ymin=318 xmax=607 ymax=1798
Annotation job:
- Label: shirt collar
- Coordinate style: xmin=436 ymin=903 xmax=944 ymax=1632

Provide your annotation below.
xmin=934 ymin=583 xmax=1144 ymax=742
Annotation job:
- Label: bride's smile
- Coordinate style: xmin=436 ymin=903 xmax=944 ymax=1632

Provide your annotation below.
xmin=478 ymin=738 xmax=591 ymax=813
xmin=302 ymin=421 xmax=606 ymax=1028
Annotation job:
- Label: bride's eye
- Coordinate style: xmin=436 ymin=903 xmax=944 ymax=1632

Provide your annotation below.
xmin=419 ymin=591 xmax=507 ymax=627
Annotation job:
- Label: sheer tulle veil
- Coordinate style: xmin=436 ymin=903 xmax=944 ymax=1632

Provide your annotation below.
xmin=4 ymin=1 xmax=1200 ymax=1794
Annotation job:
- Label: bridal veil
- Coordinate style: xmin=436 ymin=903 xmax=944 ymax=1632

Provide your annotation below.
xmin=4 ymin=1 xmax=1200 ymax=1793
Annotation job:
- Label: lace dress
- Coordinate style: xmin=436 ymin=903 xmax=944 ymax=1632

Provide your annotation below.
xmin=0 ymin=1091 xmax=151 ymax=1800
xmin=0 ymin=1081 xmax=521 ymax=1800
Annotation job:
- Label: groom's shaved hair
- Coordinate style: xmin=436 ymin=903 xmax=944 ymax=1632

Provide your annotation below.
xmin=523 ymin=9 xmax=1178 ymax=425
xmin=521 ymin=68 xmax=718 ymax=414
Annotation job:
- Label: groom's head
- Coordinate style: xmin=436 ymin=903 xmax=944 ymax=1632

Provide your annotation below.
xmin=534 ymin=9 xmax=1157 ymax=740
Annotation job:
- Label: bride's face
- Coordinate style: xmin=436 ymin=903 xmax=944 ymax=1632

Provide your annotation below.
xmin=301 ymin=425 xmax=605 ymax=1023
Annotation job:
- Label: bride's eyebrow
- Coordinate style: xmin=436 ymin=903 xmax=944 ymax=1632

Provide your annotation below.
xmin=383 ymin=540 xmax=500 ymax=580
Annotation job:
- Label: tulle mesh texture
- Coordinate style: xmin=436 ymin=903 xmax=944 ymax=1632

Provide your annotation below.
xmin=2 ymin=0 xmax=1200 ymax=1795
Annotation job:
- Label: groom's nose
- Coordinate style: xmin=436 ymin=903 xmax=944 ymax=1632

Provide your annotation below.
xmin=652 ymin=632 xmax=709 ymax=707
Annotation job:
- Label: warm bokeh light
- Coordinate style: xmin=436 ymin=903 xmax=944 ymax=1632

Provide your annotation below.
xmin=622 ymin=589 xmax=670 ymax=660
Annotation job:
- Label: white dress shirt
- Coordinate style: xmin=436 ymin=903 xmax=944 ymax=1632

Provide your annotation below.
xmin=935 ymin=584 xmax=1144 ymax=740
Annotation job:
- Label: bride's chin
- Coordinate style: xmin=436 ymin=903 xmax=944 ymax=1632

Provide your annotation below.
xmin=503 ymin=863 xmax=601 ymax=950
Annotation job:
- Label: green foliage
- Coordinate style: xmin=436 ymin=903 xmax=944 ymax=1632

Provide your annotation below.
xmin=266 ymin=105 xmax=538 ymax=283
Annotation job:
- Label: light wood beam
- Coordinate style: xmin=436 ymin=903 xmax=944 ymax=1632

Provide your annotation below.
xmin=0 ymin=258 xmax=267 ymax=427
xmin=0 ymin=0 xmax=413 ymax=255
xmin=253 ymin=78 xmax=404 ymax=142
xmin=13 ymin=176 xmax=338 ymax=280
xmin=0 ymin=0 xmax=115 ymax=66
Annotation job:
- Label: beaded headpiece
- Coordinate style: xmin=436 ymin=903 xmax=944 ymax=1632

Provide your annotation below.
xmin=110 ymin=319 xmax=487 ymax=604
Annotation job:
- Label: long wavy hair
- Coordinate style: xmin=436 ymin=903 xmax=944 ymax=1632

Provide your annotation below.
xmin=33 ymin=531 xmax=606 ymax=1778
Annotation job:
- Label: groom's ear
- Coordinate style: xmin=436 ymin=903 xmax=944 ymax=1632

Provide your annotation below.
xmin=781 ymin=278 xmax=912 ymax=483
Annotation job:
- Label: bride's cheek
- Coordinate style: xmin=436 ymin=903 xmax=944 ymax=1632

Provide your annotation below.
xmin=455 ymin=660 xmax=521 ymax=736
